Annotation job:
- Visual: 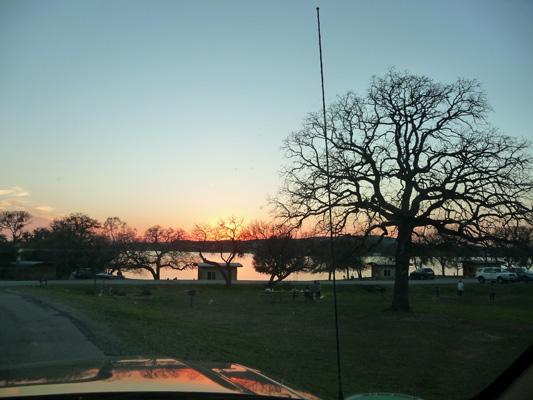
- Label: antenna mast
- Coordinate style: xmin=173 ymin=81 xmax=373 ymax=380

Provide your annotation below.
xmin=316 ymin=7 xmax=344 ymax=400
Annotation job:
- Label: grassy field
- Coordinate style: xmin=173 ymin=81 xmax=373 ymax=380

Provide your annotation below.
xmin=14 ymin=281 xmax=533 ymax=400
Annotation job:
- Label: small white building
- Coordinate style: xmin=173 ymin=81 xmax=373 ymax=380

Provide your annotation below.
xmin=194 ymin=262 xmax=243 ymax=281
xmin=368 ymin=261 xmax=396 ymax=280
xmin=7 ymin=261 xmax=56 ymax=281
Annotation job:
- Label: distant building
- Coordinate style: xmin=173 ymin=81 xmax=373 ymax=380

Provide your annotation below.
xmin=462 ymin=260 xmax=502 ymax=278
xmin=194 ymin=262 xmax=243 ymax=281
xmin=368 ymin=261 xmax=396 ymax=280
xmin=6 ymin=261 xmax=56 ymax=281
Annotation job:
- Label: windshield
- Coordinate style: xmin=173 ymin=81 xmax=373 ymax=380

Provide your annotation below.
xmin=1 ymin=1 xmax=533 ymax=400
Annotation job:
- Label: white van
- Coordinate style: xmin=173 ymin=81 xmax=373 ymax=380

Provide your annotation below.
xmin=475 ymin=267 xmax=517 ymax=283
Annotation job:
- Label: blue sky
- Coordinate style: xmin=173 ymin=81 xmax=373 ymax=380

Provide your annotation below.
xmin=1 ymin=0 xmax=532 ymax=233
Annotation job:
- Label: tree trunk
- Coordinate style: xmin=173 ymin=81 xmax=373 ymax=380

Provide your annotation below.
xmin=221 ymin=267 xmax=232 ymax=287
xmin=390 ymin=222 xmax=412 ymax=312
xmin=146 ymin=266 xmax=159 ymax=280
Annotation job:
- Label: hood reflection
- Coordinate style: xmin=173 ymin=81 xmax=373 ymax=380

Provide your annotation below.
xmin=214 ymin=365 xmax=321 ymax=400
xmin=0 ymin=357 xmax=319 ymax=399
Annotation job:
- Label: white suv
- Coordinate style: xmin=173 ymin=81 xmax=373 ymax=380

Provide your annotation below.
xmin=476 ymin=267 xmax=517 ymax=283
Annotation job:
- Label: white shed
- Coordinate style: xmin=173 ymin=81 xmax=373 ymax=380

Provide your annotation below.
xmin=368 ymin=261 xmax=396 ymax=280
xmin=194 ymin=262 xmax=243 ymax=281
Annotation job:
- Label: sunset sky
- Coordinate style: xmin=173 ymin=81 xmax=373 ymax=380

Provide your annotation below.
xmin=1 ymin=0 xmax=532 ymax=234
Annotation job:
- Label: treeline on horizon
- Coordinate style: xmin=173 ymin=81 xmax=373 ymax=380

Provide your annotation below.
xmin=1 ymin=210 xmax=532 ymax=283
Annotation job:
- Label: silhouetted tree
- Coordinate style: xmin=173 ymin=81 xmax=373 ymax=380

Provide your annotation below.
xmin=101 ymin=217 xmax=139 ymax=274
xmin=192 ymin=216 xmax=248 ymax=286
xmin=44 ymin=213 xmax=107 ymax=278
xmin=418 ymin=228 xmax=464 ymax=277
xmin=0 ymin=210 xmax=32 ymax=242
xmin=117 ymin=225 xmax=193 ymax=280
xmin=309 ymin=235 xmax=369 ymax=279
xmin=248 ymin=220 xmax=312 ymax=287
xmin=276 ymin=69 xmax=533 ymax=311
xmin=492 ymin=224 xmax=533 ymax=270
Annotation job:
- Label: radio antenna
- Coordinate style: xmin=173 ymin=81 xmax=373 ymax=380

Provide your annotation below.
xmin=316 ymin=7 xmax=344 ymax=400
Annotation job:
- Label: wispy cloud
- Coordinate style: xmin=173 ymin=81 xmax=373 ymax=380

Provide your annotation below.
xmin=0 ymin=186 xmax=30 ymax=211
xmin=0 ymin=187 xmax=54 ymax=225
xmin=34 ymin=205 xmax=54 ymax=215
xmin=0 ymin=186 xmax=30 ymax=197
xmin=5 ymin=199 xmax=26 ymax=206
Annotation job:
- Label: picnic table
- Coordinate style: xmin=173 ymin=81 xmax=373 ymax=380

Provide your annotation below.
xmin=259 ymin=291 xmax=289 ymax=303
xmin=259 ymin=290 xmax=313 ymax=303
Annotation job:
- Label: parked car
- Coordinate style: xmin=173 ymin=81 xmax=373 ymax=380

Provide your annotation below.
xmin=410 ymin=268 xmax=435 ymax=280
xmin=70 ymin=269 xmax=125 ymax=280
xmin=69 ymin=268 xmax=94 ymax=279
xmin=476 ymin=267 xmax=517 ymax=283
xmin=96 ymin=272 xmax=125 ymax=279
xmin=505 ymin=267 xmax=533 ymax=282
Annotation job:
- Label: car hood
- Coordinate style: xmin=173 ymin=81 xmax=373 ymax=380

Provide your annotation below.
xmin=0 ymin=357 xmax=320 ymax=399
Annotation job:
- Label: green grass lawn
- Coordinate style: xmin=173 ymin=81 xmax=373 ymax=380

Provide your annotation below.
xmin=15 ymin=281 xmax=533 ymax=400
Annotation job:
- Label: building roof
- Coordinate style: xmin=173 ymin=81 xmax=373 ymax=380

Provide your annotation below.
xmin=194 ymin=263 xmax=243 ymax=268
xmin=367 ymin=262 xmax=396 ymax=267
xmin=10 ymin=261 xmax=54 ymax=267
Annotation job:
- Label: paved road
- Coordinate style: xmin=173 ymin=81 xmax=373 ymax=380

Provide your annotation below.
xmin=0 ymin=290 xmax=104 ymax=369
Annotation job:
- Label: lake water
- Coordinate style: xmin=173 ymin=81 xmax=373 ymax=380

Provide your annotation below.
xmin=123 ymin=253 xmax=333 ymax=281
xmin=122 ymin=252 xmax=462 ymax=281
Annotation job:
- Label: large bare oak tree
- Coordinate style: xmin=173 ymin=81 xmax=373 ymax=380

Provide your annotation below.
xmin=276 ymin=69 xmax=533 ymax=311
